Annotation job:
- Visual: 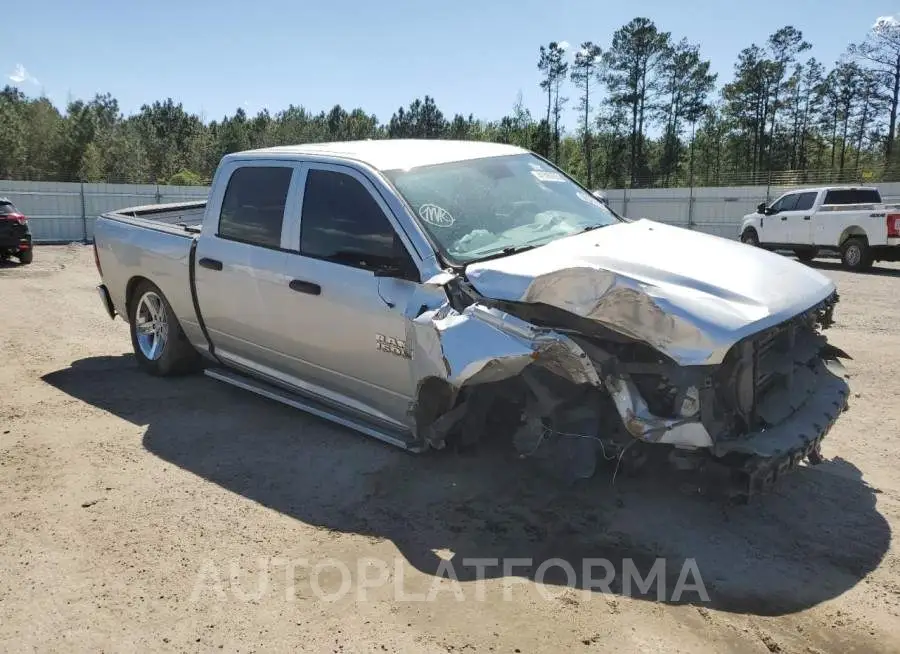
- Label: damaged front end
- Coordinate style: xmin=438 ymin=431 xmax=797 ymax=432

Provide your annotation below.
xmin=407 ymin=259 xmax=850 ymax=501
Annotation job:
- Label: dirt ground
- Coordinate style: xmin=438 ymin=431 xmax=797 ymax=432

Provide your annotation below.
xmin=1 ymin=244 xmax=899 ymax=653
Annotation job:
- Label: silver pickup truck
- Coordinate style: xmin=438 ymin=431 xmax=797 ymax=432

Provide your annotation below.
xmin=93 ymin=139 xmax=850 ymax=499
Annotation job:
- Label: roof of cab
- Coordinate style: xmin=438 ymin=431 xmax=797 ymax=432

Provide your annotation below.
xmin=226 ymin=139 xmax=529 ymax=172
xmin=781 ymin=185 xmax=880 ymax=194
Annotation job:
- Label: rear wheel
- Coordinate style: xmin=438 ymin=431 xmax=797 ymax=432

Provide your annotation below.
xmin=741 ymin=229 xmax=760 ymax=247
xmin=794 ymin=247 xmax=818 ymax=263
xmin=840 ymin=237 xmax=873 ymax=272
xmin=17 ymin=249 xmax=32 ymax=264
xmin=128 ymin=280 xmax=201 ymax=376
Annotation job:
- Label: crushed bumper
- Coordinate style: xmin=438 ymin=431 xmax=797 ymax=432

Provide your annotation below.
xmin=707 ymin=358 xmax=850 ymax=500
xmin=712 ymin=358 xmax=849 ymax=459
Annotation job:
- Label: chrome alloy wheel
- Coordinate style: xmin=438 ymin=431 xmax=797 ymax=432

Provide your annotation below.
xmin=135 ymin=291 xmax=169 ymax=361
xmin=844 ymin=243 xmax=862 ymax=267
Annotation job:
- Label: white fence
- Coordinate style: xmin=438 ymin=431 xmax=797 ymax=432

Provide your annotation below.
xmin=5 ymin=179 xmax=900 ymax=244
xmin=0 ymin=181 xmax=209 ymax=243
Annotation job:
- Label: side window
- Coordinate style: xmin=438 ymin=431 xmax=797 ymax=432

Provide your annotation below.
xmin=300 ymin=169 xmax=406 ymax=271
xmin=218 ymin=166 xmax=293 ymax=248
xmin=794 ymin=192 xmax=817 ymax=211
xmin=777 ymin=194 xmax=800 ymax=212
xmin=824 ymin=190 xmax=846 ymax=204
xmin=857 ymin=189 xmax=881 ymax=203
xmin=824 ymin=189 xmax=881 ymax=204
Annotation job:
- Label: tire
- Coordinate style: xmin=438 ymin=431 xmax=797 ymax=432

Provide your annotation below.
xmin=17 ymin=249 xmax=33 ymax=264
xmin=740 ymin=229 xmax=760 ymax=247
xmin=128 ymin=280 xmax=201 ymax=376
xmin=794 ymin=247 xmax=818 ymax=263
xmin=840 ymin=237 xmax=873 ymax=272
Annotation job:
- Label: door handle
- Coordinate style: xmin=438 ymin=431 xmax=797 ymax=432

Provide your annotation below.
xmin=198 ymin=257 xmax=223 ymax=271
xmin=803 ymin=215 xmax=811 ymax=220
xmin=289 ymin=279 xmax=321 ymax=296
xmin=781 ymin=216 xmax=788 ymax=221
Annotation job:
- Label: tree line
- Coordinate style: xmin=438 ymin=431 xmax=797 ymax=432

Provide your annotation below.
xmin=2 ymin=15 xmax=900 ymax=189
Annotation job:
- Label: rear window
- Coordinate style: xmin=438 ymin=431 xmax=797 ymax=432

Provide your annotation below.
xmin=218 ymin=166 xmax=293 ymax=248
xmin=794 ymin=192 xmax=817 ymax=211
xmin=0 ymin=201 xmax=18 ymax=216
xmin=823 ymin=189 xmax=881 ymax=205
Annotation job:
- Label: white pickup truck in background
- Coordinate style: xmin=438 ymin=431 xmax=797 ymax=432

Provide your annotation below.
xmin=739 ymin=185 xmax=900 ymax=271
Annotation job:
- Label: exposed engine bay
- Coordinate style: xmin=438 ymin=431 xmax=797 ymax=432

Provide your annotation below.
xmin=404 ymin=233 xmax=851 ymax=502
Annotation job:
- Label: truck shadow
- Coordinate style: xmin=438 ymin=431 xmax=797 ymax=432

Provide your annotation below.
xmin=42 ymin=354 xmax=891 ymax=617
xmin=804 ymin=260 xmax=900 ymax=277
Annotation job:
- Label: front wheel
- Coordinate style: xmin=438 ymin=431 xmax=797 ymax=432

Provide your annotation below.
xmin=741 ymin=229 xmax=760 ymax=247
xmin=128 ymin=280 xmax=201 ymax=376
xmin=840 ymin=237 xmax=873 ymax=272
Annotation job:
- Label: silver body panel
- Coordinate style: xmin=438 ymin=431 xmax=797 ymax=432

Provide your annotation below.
xmin=93 ymin=139 xmax=848 ymax=459
xmin=466 ymin=218 xmax=837 ymax=366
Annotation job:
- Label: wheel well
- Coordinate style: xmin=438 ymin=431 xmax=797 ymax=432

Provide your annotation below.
xmin=124 ymin=275 xmax=152 ymax=322
xmin=742 ymin=226 xmax=758 ymax=236
xmin=839 ymin=226 xmax=867 ymax=247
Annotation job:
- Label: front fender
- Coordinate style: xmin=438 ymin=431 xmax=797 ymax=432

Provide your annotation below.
xmin=740 ymin=214 xmax=761 ymax=236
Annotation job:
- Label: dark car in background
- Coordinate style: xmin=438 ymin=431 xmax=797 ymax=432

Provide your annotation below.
xmin=0 ymin=198 xmax=33 ymax=264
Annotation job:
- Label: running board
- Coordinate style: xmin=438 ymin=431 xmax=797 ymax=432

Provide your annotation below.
xmin=204 ymin=367 xmax=426 ymax=453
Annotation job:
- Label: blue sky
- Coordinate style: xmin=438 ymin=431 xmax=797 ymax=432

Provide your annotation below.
xmin=5 ymin=0 xmax=896 ymax=128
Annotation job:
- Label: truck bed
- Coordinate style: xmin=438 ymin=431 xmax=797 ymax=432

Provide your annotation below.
xmin=103 ymin=200 xmax=207 ymax=235
xmin=94 ymin=200 xmax=209 ymax=354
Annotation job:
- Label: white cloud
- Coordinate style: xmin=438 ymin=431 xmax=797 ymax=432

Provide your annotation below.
xmin=558 ymin=40 xmax=570 ymax=51
xmin=8 ymin=63 xmax=39 ymax=86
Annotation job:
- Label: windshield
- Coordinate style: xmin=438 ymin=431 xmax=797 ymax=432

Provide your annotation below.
xmin=0 ymin=201 xmax=18 ymax=216
xmin=383 ymin=153 xmax=621 ymax=265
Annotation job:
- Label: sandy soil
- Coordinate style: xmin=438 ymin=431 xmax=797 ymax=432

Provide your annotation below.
xmin=1 ymin=244 xmax=899 ymax=653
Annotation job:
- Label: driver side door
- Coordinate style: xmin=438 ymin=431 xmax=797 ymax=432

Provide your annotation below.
xmin=760 ymin=193 xmax=798 ymax=245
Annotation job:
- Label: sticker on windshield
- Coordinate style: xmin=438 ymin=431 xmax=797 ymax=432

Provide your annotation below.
xmin=418 ymin=203 xmax=455 ymax=227
xmin=531 ymin=170 xmax=566 ymax=183
xmin=576 ymin=191 xmax=603 ymax=207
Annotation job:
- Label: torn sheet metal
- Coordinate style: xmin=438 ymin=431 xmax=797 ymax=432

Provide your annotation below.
xmin=404 ymin=277 xmax=710 ymax=451
xmin=408 ymin=301 xmax=601 ymax=391
xmin=403 ymin=289 xmax=607 ymax=449
xmin=603 ymin=373 xmax=713 ymax=449
xmin=465 ymin=219 xmax=838 ymax=365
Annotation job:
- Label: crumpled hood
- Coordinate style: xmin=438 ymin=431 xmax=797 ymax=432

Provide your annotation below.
xmin=465 ymin=219 xmax=836 ymax=365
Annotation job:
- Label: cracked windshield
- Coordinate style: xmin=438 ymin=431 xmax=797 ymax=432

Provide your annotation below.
xmin=385 ymin=153 xmax=620 ymax=263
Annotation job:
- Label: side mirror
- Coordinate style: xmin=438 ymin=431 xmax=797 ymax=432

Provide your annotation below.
xmin=756 ymin=202 xmax=767 ymax=214
xmin=373 ymin=262 xmax=404 ymax=278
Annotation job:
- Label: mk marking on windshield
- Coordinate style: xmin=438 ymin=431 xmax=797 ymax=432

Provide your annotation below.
xmin=418 ymin=204 xmax=455 ymax=227
xmin=376 ymin=334 xmax=412 ymax=359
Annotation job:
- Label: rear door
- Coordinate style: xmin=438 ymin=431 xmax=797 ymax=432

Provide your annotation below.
xmin=270 ymin=163 xmax=423 ymax=426
xmin=193 ymin=161 xmax=301 ymax=372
